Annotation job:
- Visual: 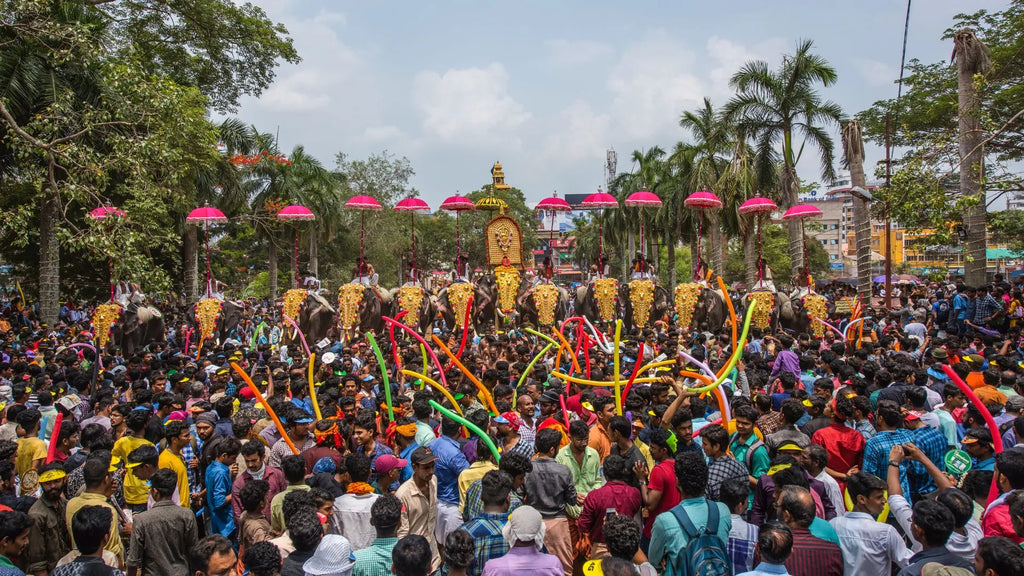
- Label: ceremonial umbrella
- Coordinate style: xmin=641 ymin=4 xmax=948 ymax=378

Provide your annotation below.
xmin=624 ymin=190 xmax=662 ymax=261
xmin=536 ymin=194 xmax=572 ymax=280
xmin=345 ymin=195 xmax=382 ymax=277
xmin=440 ymin=195 xmax=476 ymax=277
xmin=782 ymin=204 xmax=823 ymax=288
xmin=88 ymin=206 xmax=127 ymax=302
xmin=581 ymin=188 xmax=619 ymax=277
xmin=187 ymin=206 xmax=228 ymax=298
xmin=276 ymin=205 xmax=315 ymax=289
xmin=739 ymin=196 xmax=778 ymax=286
xmin=395 ymin=197 xmax=431 ymax=277
xmin=683 ymin=190 xmax=723 ymax=281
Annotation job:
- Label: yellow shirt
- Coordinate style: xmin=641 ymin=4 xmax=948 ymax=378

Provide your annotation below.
xmin=16 ymin=437 xmax=47 ymax=487
xmin=66 ymin=492 xmax=123 ymax=566
xmin=112 ymin=436 xmax=153 ymax=505
xmin=157 ymin=449 xmax=189 ymax=507
xmin=457 ymin=461 xmax=497 ymax=514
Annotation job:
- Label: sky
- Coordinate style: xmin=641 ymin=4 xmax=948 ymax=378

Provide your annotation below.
xmin=224 ymin=0 xmax=1007 ymax=206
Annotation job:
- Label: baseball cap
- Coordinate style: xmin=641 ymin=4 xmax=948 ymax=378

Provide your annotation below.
xmin=410 ymin=447 xmax=437 ymax=465
xmin=904 ymin=410 xmax=924 ymax=421
xmin=961 ymin=428 xmax=993 ymax=446
xmin=931 ymin=348 xmax=948 ymax=360
xmin=539 ymin=389 xmax=562 ymax=404
xmin=373 ymin=454 xmax=409 ymax=477
xmin=492 ymin=414 xmax=509 ymax=424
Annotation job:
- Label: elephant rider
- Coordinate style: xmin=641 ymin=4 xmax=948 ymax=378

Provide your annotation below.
xmin=113 ymin=280 xmax=144 ymax=306
xmin=540 ymin=251 xmax=555 ymax=283
xmin=752 ymin=257 xmax=777 ymax=293
xmin=402 ymin=261 xmax=421 ymax=288
xmin=630 ymin=251 xmax=656 ymax=281
xmin=301 ymin=270 xmax=322 ymax=292
xmin=204 ymin=278 xmax=228 ymax=300
xmin=452 ymin=252 xmax=470 ymax=283
xmin=353 ymin=258 xmax=379 ymax=287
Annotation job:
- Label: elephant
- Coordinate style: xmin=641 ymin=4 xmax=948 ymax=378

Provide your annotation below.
xmin=573 ymin=279 xmax=621 ymax=326
xmin=386 ymin=285 xmax=438 ymax=336
xmin=282 ymin=291 xmax=336 ymax=349
xmin=689 ymin=286 xmax=729 ymax=334
xmin=192 ymin=299 xmax=244 ymax=345
xmin=336 ymin=283 xmax=385 ymax=341
xmin=434 ymin=281 xmax=494 ymax=334
xmin=736 ymin=290 xmax=813 ymax=335
xmin=619 ymin=281 xmax=671 ymax=333
xmin=110 ymin=302 xmax=165 ymax=356
xmin=516 ymin=282 xmax=569 ymax=328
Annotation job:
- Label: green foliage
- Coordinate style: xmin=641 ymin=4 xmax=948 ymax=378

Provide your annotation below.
xmin=989 ymin=209 xmax=1024 ymax=253
xmin=724 ymin=225 xmax=830 ymax=285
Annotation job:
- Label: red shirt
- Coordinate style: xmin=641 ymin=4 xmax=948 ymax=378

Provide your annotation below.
xmin=576 ymin=481 xmax=642 ymax=543
xmin=643 ymin=459 xmax=681 ymax=537
xmin=811 ymin=423 xmax=865 ymax=492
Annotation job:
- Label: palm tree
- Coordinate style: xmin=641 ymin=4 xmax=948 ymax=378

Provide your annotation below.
xmin=679 ymin=98 xmax=733 ymax=274
xmin=718 ymin=131 xmax=776 ymax=285
xmin=725 ymin=40 xmax=844 ymax=285
xmin=953 ymin=29 xmax=990 ymax=286
xmin=842 ymin=120 xmax=871 ymax=299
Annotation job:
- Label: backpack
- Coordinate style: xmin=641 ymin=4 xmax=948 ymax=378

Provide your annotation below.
xmin=935 ymin=299 xmax=950 ymax=323
xmin=669 ymin=501 xmax=732 ymax=576
xmin=730 ymin=433 xmax=764 ymax=472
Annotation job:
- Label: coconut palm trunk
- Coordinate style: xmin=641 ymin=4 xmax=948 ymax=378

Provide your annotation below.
xmin=709 ymin=212 xmax=724 ymax=275
xmin=309 ymin=228 xmax=319 ymax=278
xmin=781 ymin=161 xmax=804 ymax=285
xmin=743 ymin=230 xmax=758 ymax=286
xmin=268 ymin=233 xmax=279 ymax=302
xmin=666 ymin=232 xmax=677 ymax=286
xmin=843 ymin=121 xmax=872 ymax=299
xmin=39 ymin=192 xmax=60 ymax=325
xmin=955 ymin=29 xmax=990 ymax=286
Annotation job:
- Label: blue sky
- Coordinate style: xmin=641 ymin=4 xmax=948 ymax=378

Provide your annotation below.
xmin=227 ymin=0 xmax=1006 ymax=205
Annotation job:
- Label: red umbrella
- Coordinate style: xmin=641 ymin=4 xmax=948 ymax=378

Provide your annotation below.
xmin=582 ymin=188 xmax=619 ymax=277
xmin=277 ymin=205 xmax=315 ymax=289
xmin=395 ymin=197 xmax=431 ymax=279
xmin=782 ymin=204 xmax=823 ymax=288
xmin=536 ymin=194 xmax=572 ymax=280
xmin=625 ymin=190 xmax=662 ymax=263
xmin=187 ymin=206 xmax=228 ymax=298
xmin=345 ymin=196 xmax=383 ymax=277
xmin=441 ymin=195 xmax=476 ymax=277
xmin=88 ymin=206 xmax=126 ymax=301
xmin=684 ymin=190 xmax=722 ymax=281
xmin=739 ymin=197 xmax=778 ymax=286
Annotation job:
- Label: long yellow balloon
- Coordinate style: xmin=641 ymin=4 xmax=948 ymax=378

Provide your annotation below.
xmin=551 ymin=371 xmax=664 ymax=387
xmin=687 ymin=300 xmax=756 ymax=394
xmin=400 ymin=370 xmax=464 ymax=417
xmin=613 ymin=320 xmax=622 ymax=414
xmin=431 ymin=335 xmax=500 ymax=416
xmin=307 ymin=353 xmax=322 ymax=420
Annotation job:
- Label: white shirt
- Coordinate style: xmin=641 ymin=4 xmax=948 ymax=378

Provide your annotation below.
xmin=332 ymin=492 xmax=380 ymax=551
xmin=830 ymin=511 xmax=913 ymax=576
xmin=814 ymin=470 xmax=845 ymax=518
xmin=888 ymin=494 xmax=983 ymax=564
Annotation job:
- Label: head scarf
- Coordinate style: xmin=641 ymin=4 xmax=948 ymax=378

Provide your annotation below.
xmin=501 ymin=506 xmax=545 ymax=550
xmin=195 ymin=412 xmax=217 ymax=426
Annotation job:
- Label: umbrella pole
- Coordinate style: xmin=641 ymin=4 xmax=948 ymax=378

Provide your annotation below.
xmin=410 ymin=213 xmax=416 ymax=278
xmin=359 ymin=211 xmax=365 ymax=277
xmin=756 ymin=215 xmax=764 ymax=284
xmin=204 ymin=222 xmax=212 ymax=299
xmin=455 ymin=211 xmax=461 ymax=277
xmin=802 ymin=220 xmax=811 ymax=288
xmin=294 ymin=221 xmax=299 ymax=289
xmin=549 ymin=211 xmax=556 ymax=280
xmin=597 ymin=212 xmax=604 ymax=278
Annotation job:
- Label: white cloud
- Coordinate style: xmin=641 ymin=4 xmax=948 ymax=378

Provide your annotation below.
xmin=607 ymin=31 xmax=706 ymax=140
xmin=706 ymin=36 xmax=788 ymax=97
xmin=362 ymin=125 xmax=407 ymax=142
xmin=546 ymin=39 xmax=614 ymax=67
xmin=542 ymin=100 xmax=613 ymax=162
xmin=851 ymin=58 xmax=899 ymax=87
xmin=412 ymin=63 xmax=531 ymax=142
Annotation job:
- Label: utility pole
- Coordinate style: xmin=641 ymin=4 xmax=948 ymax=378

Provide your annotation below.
xmin=884 ymin=113 xmax=893 ymax=310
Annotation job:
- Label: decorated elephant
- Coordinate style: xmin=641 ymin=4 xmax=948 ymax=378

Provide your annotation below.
xmin=434 ymin=281 xmax=494 ymax=333
xmin=516 ymin=282 xmax=569 ymax=327
xmin=106 ymin=302 xmax=165 ymax=356
xmin=192 ymin=298 xmax=245 ymax=345
xmin=280 ymin=289 xmax=336 ymax=348
xmin=674 ymin=283 xmax=729 ymax=334
xmin=387 ymin=285 xmax=437 ymax=335
xmin=619 ymin=280 xmax=671 ymax=333
xmin=336 ymin=283 xmax=385 ymax=340
xmin=573 ymin=278 xmax=621 ymax=326
xmin=738 ymin=290 xmax=819 ymax=336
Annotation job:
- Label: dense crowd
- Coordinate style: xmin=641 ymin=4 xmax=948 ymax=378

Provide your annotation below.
xmin=3 ymin=275 xmax=1024 ymax=576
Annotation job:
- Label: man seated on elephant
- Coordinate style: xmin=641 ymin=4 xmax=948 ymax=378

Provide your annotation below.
xmin=353 ymin=258 xmax=379 ymax=287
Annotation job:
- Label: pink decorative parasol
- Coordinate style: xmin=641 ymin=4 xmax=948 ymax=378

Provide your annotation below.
xmin=740 ymin=197 xmax=779 ymax=286
xmin=684 ymin=190 xmax=723 ymax=280
xmin=187 ymin=206 xmax=228 ymax=298
xmin=345 ymin=196 xmax=383 ymax=277
xmin=395 ymin=197 xmax=432 ymax=280
xmin=782 ymin=204 xmax=823 ymax=287
xmin=441 ymin=195 xmax=476 ymax=278
xmin=88 ymin=206 xmax=127 ymax=301
xmin=683 ymin=190 xmax=723 ymax=209
xmin=536 ymin=194 xmax=572 ymax=280
xmin=277 ymin=205 xmax=316 ymax=289
xmin=581 ymin=188 xmax=619 ymax=277
xmin=625 ymin=190 xmax=662 ymax=264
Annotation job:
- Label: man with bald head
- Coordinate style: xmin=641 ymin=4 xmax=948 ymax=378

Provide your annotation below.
xmin=772 ymin=485 xmax=844 ymax=576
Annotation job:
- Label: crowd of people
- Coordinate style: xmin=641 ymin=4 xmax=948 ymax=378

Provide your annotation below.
xmin=3 ymin=274 xmax=1024 ymax=576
